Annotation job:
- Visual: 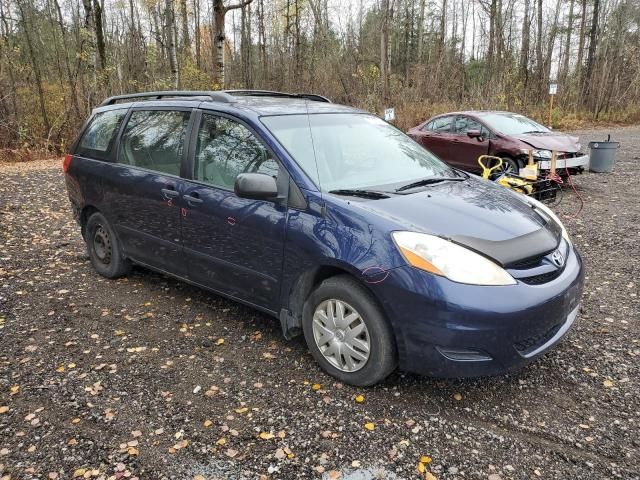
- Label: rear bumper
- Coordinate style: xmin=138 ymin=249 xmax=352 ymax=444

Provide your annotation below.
xmin=368 ymin=246 xmax=584 ymax=378
xmin=538 ymin=154 xmax=589 ymax=170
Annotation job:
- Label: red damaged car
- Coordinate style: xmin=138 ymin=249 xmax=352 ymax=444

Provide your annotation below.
xmin=408 ymin=111 xmax=589 ymax=175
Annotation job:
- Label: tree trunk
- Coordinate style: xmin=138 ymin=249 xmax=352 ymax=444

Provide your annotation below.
xmin=584 ymin=0 xmax=600 ymax=95
xmin=194 ymin=0 xmax=201 ymax=67
xmin=180 ymin=0 xmax=190 ymax=55
xmin=380 ymin=0 xmax=391 ymax=100
xmin=52 ymin=0 xmax=81 ymax=119
xmin=519 ymin=0 xmax=530 ymax=86
xmin=535 ymin=0 xmax=543 ymax=95
xmin=575 ymin=0 xmax=587 ymax=88
xmin=16 ymin=0 xmax=52 ymax=141
xmin=166 ymin=0 xmax=180 ymax=88
xmin=561 ymin=0 xmax=575 ymax=82
xmin=94 ymin=0 xmax=106 ymax=70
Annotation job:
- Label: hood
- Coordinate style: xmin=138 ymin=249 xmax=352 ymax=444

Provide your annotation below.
xmin=352 ymin=176 xmax=560 ymax=266
xmin=511 ymin=132 xmax=580 ymax=152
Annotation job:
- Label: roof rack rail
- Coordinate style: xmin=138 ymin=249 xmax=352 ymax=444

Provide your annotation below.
xmin=99 ymin=90 xmax=234 ymax=106
xmin=224 ymin=89 xmax=331 ymax=103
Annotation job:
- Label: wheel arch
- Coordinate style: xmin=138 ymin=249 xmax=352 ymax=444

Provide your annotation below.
xmin=80 ymin=205 xmax=100 ymax=239
xmin=279 ymin=262 xmax=394 ymax=343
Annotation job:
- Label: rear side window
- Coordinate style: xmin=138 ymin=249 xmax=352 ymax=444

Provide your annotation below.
xmin=76 ymin=109 xmax=126 ymax=161
xmin=118 ymin=110 xmax=190 ymax=176
xmin=424 ymin=116 xmax=453 ymax=132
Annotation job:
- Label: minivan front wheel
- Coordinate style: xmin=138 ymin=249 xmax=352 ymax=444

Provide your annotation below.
xmin=85 ymin=212 xmax=130 ymax=278
xmin=302 ymin=275 xmax=397 ymax=386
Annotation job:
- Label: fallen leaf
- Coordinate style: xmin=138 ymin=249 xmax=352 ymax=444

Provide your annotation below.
xmin=234 ymin=407 xmax=249 ymax=414
xmin=453 ymin=392 xmax=463 ymax=401
xmin=311 ymin=383 xmax=321 ymax=391
xmin=127 ymin=447 xmax=139 ymax=456
xmin=364 ymin=422 xmax=375 ymax=431
xmin=193 ymin=476 xmax=206 ymax=480
xmin=71 ymin=418 xmax=81 ymax=424
xmin=216 ymin=338 xmax=225 ymax=345
xmin=215 ymin=438 xmax=226 ymax=446
xmin=0 ymin=406 xmax=9 ymax=414
xmin=420 ymin=455 xmax=433 ymax=464
xmin=10 ymin=385 xmax=20 ymax=395
xmin=259 ymin=432 xmax=275 ymax=440
xmin=355 ymin=395 xmax=365 ymax=403
xmin=225 ymin=448 xmax=239 ymax=458
xmin=203 ymin=419 xmax=213 ymax=427
xmin=425 ymin=472 xmax=437 ymax=480
xmin=73 ymin=469 xmax=86 ymax=478
xmin=603 ymin=379 xmax=614 ymax=388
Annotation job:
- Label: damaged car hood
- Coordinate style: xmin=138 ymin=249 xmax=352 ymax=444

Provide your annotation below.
xmin=512 ymin=132 xmax=581 ymax=152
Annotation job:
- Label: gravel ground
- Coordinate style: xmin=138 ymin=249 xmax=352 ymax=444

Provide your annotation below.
xmin=0 ymin=126 xmax=639 ymax=480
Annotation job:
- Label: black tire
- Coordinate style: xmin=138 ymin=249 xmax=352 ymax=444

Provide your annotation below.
xmin=302 ymin=275 xmax=397 ymax=386
xmin=85 ymin=212 xmax=130 ymax=278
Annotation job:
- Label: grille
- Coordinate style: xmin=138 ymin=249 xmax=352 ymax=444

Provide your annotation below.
xmin=510 ymin=256 xmax=544 ymax=270
xmin=514 ymin=323 xmax=562 ymax=354
xmin=520 ymin=270 xmax=562 ymax=285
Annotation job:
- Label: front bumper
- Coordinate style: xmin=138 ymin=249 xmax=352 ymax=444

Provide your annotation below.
xmin=369 ymin=246 xmax=584 ymax=377
xmin=538 ymin=154 xmax=589 ymax=170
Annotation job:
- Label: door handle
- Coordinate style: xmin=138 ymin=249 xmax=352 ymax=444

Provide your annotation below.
xmin=161 ymin=188 xmax=180 ymax=199
xmin=183 ymin=193 xmax=203 ymax=206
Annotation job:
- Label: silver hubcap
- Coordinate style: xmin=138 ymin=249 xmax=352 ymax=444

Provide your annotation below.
xmin=312 ymin=299 xmax=370 ymax=372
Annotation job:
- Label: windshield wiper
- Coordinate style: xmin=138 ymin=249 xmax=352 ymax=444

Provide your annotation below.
xmin=522 ymin=130 xmax=548 ymax=134
xmin=395 ymin=177 xmax=465 ymax=192
xmin=328 ymin=189 xmax=391 ymax=199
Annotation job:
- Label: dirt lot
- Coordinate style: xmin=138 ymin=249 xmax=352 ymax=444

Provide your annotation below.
xmin=1 ymin=126 xmax=639 ymax=480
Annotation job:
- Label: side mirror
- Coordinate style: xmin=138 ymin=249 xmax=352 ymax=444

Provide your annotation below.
xmin=234 ymin=173 xmax=278 ymax=200
xmin=467 ymin=129 xmax=482 ymax=139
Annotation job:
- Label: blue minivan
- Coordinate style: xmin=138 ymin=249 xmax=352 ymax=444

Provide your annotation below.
xmin=64 ymin=90 xmax=584 ymax=386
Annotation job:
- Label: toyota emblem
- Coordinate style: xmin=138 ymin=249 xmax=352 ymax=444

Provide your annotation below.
xmin=551 ymin=249 xmax=565 ymax=267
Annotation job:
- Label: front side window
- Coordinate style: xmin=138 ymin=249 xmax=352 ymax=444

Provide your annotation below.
xmin=454 ymin=116 xmax=491 ymax=138
xmin=194 ymin=114 xmax=279 ymax=189
xmin=262 ymin=113 xmax=457 ymax=192
xmin=76 ymin=109 xmax=126 ymax=161
xmin=118 ymin=110 xmax=190 ymax=176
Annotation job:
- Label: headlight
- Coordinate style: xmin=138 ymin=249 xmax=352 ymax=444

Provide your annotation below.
xmin=519 ymin=149 xmax=552 ymax=159
xmin=391 ymin=232 xmax=516 ymax=286
xmin=532 ymin=149 xmax=552 ymax=159
xmin=527 ymin=197 xmax=570 ymax=243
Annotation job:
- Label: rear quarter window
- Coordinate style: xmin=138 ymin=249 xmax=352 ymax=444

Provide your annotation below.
xmin=75 ymin=109 xmax=127 ymax=161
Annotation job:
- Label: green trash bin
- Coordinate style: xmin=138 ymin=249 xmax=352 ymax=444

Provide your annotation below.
xmin=588 ymin=139 xmax=620 ymax=173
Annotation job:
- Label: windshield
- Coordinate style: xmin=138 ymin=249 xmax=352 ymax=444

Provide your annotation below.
xmin=478 ymin=113 xmax=550 ymax=135
xmin=261 ymin=113 xmax=456 ymax=191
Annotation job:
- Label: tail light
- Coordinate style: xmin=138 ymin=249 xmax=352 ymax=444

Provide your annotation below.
xmin=63 ymin=153 xmax=73 ymax=173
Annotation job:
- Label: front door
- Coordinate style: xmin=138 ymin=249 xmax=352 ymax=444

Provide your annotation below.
xmin=102 ymin=108 xmax=192 ymax=275
xmin=451 ymin=115 xmax=490 ymax=171
xmin=181 ymin=111 xmax=287 ymax=310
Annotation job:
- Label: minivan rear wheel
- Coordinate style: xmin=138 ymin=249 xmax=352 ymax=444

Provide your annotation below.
xmin=302 ymin=275 xmax=397 ymax=386
xmin=85 ymin=212 xmax=130 ymax=278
